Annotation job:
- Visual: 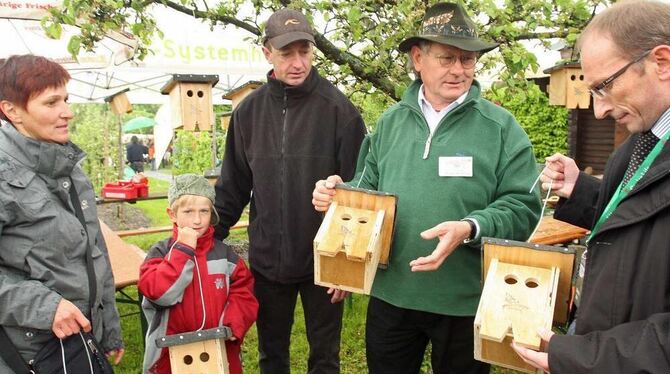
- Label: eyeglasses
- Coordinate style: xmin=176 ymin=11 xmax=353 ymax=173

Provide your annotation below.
xmin=588 ymin=51 xmax=650 ymax=99
xmin=427 ymin=51 xmax=478 ymax=69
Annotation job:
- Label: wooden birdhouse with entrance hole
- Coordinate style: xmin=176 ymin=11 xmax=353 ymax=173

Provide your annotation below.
xmin=474 ymin=238 xmax=576 ymax=373
xmin=104 ymin=88 xmax=133 ymax=115
xmin=222 ymin=80 xmax=263 ymax=111
xmin=545 ymin=62 xmax=590 ymax=109
xmin=313 ymin=185 xmax=397 ymax=294
xmin=156 ymin=326 xmax=232 ymax=374
xmin=161 ymin=74 xmax=219 ymax=131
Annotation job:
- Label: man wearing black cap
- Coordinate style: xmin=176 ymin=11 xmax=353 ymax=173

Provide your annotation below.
xmin=214 ymin=8 xmax=366 ymax=374
xmin=313 ymin=2 xmax=541 ymax=373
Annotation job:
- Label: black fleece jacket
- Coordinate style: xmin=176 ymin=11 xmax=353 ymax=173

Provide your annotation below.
xmin=214 ymin=68 xmax=366 ymax=283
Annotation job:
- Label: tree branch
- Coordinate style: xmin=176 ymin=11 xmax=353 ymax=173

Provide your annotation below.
xmin=159 ymin=0 xmax=402 ymax=99
xmin=160 ymin=0 xmax=261 ymax=36
xmin=314 ymin=33 xmax=403 ymax=100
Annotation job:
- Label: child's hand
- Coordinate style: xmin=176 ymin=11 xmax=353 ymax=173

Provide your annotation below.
xmin=176 ymin=226 xmax=199 ymax=248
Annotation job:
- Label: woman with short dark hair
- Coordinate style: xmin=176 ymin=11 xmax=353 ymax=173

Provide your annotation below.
xmin=0 ymin=54 xmax=124 ymax=372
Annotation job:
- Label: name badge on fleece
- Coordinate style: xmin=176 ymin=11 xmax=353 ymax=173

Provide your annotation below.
xmin=439 ymin=156 xmax=473 ymax=177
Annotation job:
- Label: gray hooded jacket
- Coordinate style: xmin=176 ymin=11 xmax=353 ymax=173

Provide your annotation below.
xmin=0 ymin=123 xmax=123 ymax=371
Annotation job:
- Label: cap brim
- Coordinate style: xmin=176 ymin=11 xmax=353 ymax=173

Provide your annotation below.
xmin=399 ymin=35 xmax=499 ymax=54
xmin=268 ymin=32 xmax=315 ymax=49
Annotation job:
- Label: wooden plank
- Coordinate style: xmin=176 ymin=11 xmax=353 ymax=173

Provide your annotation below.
xmin=98 ymin=192 xmax=169 ymax=204
xmin=314 ymin=202 xmax=341 ymax=256
xmin=316 ymin=251 xmax=366 ymax=291
xmin=580 ymin=138 xmax=614 ymax=145
xmin=116 ymin=221 xmax=249 ymax=238
xmin=529 ymin=217 xmax=589 ymax=245
xmin=548 ymin=70 xmax=566 ymax=106
xmin=476 ymin=335 xmax=539 ymax=373
xmin=347 ymin=207 xmax=377 ymax=261
xmin=100 ymin=219 xmax=146 ymax=289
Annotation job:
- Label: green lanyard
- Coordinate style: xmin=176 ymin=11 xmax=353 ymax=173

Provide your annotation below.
xmin=587 ymin=131 xmax=670 ymax=244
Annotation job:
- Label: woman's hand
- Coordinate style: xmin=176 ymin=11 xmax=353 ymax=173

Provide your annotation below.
xmin=106 ymin=348 xmax=125 ymax=365
xmin=52 ymin=298 xmax=90 ymax=339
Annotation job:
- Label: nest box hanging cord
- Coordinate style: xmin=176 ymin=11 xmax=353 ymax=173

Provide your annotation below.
xmin=166 ymin=240 xmax=208 ymax=331
xmin=527 ymin=172 xmax=554 ymax=242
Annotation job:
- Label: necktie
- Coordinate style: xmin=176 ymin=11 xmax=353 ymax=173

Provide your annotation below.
xmin=622 ymin=131 xmax=659 ymax=186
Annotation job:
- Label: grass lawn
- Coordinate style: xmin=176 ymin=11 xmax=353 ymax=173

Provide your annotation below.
xmin=110 ymin=177 xmax=517 ymax=373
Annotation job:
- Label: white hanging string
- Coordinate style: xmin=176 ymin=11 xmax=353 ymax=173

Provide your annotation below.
xmin=60 ymin=339 xmax=67 ymax=374
xmin=355 ymin=165 xmax=367 ymax=189
xmin=166 ymin=239 xmax=207 ymax=331
xmin=193 ymin=258 xmax=207 ymax=331
xmin=59 ymin=332 xmax=94 ymax=374
xmin=217 ymin=271 xmax=231 ymax=328
xmin=527 ymin=171 xmax=554 ymax=242
xmin=79 ymin=332 xmax=94 ymax=374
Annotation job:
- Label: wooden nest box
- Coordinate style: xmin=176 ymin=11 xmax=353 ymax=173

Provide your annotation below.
xmin=313 ymin=185 xmax=397 ymax=294
xmin=156 ymin=326 xmax=232 ymax=374
xmin=104 ymin=88 xmax=133 ymax=115
xmin=222 ymin=80 xmax=263 ymax=111
xmin=545 ymin=62 xmax=590 ymax=109
xmin=474 ymin=238 xmax=576 ymax=373
xmin=161 ymin=74 xmax=219 ymax=131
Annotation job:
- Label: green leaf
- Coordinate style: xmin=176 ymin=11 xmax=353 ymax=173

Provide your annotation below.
xmin=67 ymin=35 xmax=82 ymax=58
xmin=41 ymin=18 xmax=63 ymax=39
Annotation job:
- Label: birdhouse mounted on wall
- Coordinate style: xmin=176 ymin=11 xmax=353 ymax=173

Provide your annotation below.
xmin=160 ymin=74 xmax=219 ymax=131
xmin=545 ymin=62 xmax=590 ymax=109
xmin=474 ymin=238 xmax=576 ymax=373
xmin=156 ymin=326 xmax=232 ymax=374
xmin=104 ymin=88 xmax=133 ymax=115
xmin=313 ymin=185 xmax=397 ymax=294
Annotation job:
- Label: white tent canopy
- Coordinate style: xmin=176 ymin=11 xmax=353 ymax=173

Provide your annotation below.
xmin=1 ymin=0 xmax=271 ymax=104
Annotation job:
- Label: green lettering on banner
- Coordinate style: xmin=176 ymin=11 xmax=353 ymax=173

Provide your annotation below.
xmin=218 ymin=47 xmax=228 ymax=61
xmin=163 ymin=39 xmax=175 ymax=58
xmin=158 ymin=39 xmax=263 ymax=64
xmin=232 ymin=48 xmax=248 ymax=61
xmin=178 ymin=45 xmax=191 ymax=64
xmin=250 ymin=47 xmax=262 ymax=62
xmin=195 ymin=46 xmax=205 ymax=60
xmin=207 ymin=45 xmax=217 ymax=60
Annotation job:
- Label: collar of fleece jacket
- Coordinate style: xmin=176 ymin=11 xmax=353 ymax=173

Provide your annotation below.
xmin=267 ymin=66 xmax=319 ymax=99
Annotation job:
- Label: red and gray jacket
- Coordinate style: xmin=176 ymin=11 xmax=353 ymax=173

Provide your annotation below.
xmin=138 ymin=226 xmax=258 ymax=374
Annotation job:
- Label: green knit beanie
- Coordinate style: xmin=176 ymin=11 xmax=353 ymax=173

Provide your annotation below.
xmin=168 ymin=173 xmax=216 ymax=207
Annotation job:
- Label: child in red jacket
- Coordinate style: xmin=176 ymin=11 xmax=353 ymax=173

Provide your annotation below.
xmin=139 ymin=174 xmax=258 ymax=374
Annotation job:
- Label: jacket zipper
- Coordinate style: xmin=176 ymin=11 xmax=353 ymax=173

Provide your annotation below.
xmin=422 ymin=135 xmax=432 ymax=159
xmin=420 ymin=112 xmax=451 ymax=159
xmin=278 ymin=92 xmax=288 ymax=277
xmin=404 ymin=100 xmax=465 ymax=160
